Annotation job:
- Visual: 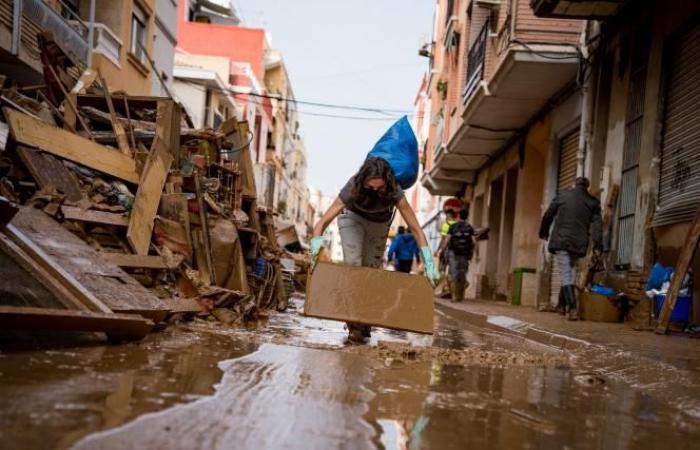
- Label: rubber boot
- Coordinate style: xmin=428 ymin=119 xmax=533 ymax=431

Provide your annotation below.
xmin=449 ymin=282 xmax=459 ymax=302
xmin=454 ymin=281 xmax=465 ymax=302
xmin=557 ymin=287 xmax=566 ymax=315
xmin=563 ymin=285 xmax=579 ymax=321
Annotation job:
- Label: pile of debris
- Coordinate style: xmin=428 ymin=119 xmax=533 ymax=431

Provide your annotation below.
xmin=0 ymin=34 xmax=289 ymax=341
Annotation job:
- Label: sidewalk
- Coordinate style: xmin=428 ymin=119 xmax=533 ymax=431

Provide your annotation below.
xmin=436 ymin=298 xmax=700 ymax=371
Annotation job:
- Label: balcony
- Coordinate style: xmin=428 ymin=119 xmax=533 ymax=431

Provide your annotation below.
xmin=463 ymin=22 xmax=488 ymax=102
xmin=530 ymin=0 xmax=625 ymax=18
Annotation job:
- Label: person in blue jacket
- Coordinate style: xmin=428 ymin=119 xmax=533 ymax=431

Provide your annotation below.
xmin=387 ymin=226 xmax=421 ymax=273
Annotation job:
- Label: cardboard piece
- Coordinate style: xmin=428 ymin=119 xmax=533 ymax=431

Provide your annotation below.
xmin=305 ymin=262 xmax=434 ymax=334
xmin=580 ymin=292 xmax=621 ymax=323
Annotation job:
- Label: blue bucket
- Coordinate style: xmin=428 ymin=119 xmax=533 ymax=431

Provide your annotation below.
xmin=654 ymin=294 xmax=691 ymax=322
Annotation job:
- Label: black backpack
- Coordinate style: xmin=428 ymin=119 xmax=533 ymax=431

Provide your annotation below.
xmin=449 ymin=222 xmax=474 ymax=257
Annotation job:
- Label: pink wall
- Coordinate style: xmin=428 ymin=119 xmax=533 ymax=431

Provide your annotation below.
xmin=177 ymin=1 xmax=266 ymax=79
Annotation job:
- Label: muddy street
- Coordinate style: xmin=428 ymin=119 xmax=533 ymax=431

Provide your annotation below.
xmin=1 ymin=297 xmax=697 ymax=450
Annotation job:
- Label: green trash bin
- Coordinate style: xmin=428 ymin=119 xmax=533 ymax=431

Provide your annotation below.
xmin=512 ymin=267 xmax=536 ymax=306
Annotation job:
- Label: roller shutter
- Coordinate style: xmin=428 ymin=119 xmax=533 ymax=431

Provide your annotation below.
xmin=654 ymin=22 xmax=700 ymax=226
xmin=549 ymin=129 xmax=579 ymax=305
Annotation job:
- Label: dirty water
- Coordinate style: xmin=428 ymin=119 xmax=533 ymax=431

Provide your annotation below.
xmin=1 ymin=296 xmax=699 ymax=450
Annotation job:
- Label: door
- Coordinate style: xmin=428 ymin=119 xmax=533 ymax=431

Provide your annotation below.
xmin=654 ymin=21 xmax=700 ymax=226
xmin=549 ymin=129 xmax=579 ymax=305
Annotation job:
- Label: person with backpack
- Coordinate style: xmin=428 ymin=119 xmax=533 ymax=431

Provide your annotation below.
xmin=310 ymin=157 xmax=440 ymax=342
xmin=387 ymin=226 xmax=421 ymax=273
xmin=438 ymin=208 xmax=474 ymax=302
xmin=539 ymin=177 xmax=602 ymax=320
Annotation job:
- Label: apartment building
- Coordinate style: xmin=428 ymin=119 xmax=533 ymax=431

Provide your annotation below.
xmin=421 ymin=0 xmax=583 ymax=303
xmin=0 ymin=0 xmax=170 ymax=94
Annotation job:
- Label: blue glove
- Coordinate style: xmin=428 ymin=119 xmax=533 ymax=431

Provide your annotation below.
xmin=310 ymin=236 xmax=326 ymax=267
xmin=420 ymin=246 xmax=440 ymax=286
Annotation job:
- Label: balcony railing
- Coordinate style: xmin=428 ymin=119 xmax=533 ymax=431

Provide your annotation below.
xmin=463 ymin=21 xmax=488 ymax=102
xmin=22 ymin=0 xmax=89 ymax=63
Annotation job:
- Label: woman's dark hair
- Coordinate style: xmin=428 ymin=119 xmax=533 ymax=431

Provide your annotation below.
xmin=350 ymin=157 xmax=398 ymax=204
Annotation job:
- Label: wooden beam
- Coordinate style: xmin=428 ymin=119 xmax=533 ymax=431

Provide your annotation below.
xmin=61 ymin=205 xmax=129 ymax=226
xmin=4 ymin=108 xmax=140 ymax=183
xmin=4 ymin=223 xmax=114 ymax=314
xmin=101 ymin=252 xmax=183 ymax=269
xmin=194 ymin=171 xmax=215 ymax=285
xmin=126 ymin=103 xmax=175 ymax=255
xmin=655 ymin=206 xmax=700 ymax=334
xmin=98 ymin=74 xmax=132 ymax=156
xmin=0 ymin=306 xmax=153 ymax=341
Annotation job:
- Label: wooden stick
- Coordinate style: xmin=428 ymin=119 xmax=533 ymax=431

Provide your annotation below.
xmin=37 ymin=90 xmax=76 ymax=132
xmin=46 ymin=65 xmax=95 ymax=141
xmin=123 ymin=97 xmax=137 ymax=150
xmin=97 ymin=73 xmax=131 ymax=156
xmin=655 ymin=206 xmax=700 ymax=334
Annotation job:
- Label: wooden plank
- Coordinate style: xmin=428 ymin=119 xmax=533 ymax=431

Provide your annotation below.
xmin=4 ymin=223 xmax=114 ymax=313
xmin=0 ymin=232 xmax=87 ymax=311
xmin=10 ymin=207 xmax=168 ymax=315
xmin=70 ymin=68 xmax=98 ymax=94
xmin=16 ymin=146 xmax=83 ymax=202
xmin=0 ymin=306 xmax=153 ymax=341
xmin=4 ymin=108 xmax=140 ymax=183
xmin=98 ymin=74 xmax=131 ymax=156
xmin=305 ymin=262 xmax=434 ymax=334
xmin=126 ymin=107 xmax=175 ymax=255
xmin=194 ymin=171 xmax=215 ymax=284
xmin=655 ymin=206 xmax=700 ymax=334
xmin=101 ymin=252 xmax=183 ymax=269
xmin=61 ymin=205 xmax=129 ymax=226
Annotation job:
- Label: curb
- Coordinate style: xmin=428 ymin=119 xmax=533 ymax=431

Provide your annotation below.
xmin=435 ymin=300 xmax=592 ymax=351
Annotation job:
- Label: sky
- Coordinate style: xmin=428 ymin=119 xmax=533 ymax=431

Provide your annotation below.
xmin=234 ymin=0 xmax=435 ymax=197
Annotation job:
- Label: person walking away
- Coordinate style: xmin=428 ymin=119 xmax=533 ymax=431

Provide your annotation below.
xmin=310 ymin=157 xmax=440 ymax=343
xmin=387 ymin=226 xmax=421 ymax=273
xmin=539 ymin=177 xmax=602 ymax=320
xmin=438 ymin=208 xmax=474 ymax=302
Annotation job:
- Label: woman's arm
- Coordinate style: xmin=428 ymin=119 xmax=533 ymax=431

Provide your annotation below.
xmin=312 ymin=196 xmax=345 ymax=237
xmin=396 ymin=197 xmax=429 ymax=249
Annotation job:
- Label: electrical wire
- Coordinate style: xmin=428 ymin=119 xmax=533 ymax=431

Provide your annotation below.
xmin=178 ymin=79 xmax=413 ymax=115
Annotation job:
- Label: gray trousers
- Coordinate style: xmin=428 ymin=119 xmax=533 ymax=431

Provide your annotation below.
xmin=447 ymin=250 xmax=469 ymax=282
xmin=554 ymin=251 xmax=578 ymax=286
xmin=338 ymin=210 xmax=391 ymax=268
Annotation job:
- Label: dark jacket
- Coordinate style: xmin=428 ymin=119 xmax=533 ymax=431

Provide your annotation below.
xmin=539 ymin=186 xmax=603 ymax=257
xmin=387 ymin=233 xmax=420 ymax=262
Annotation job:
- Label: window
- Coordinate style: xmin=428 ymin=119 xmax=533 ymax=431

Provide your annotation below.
xmin=130 ymin=3 xmax=148 ymax=64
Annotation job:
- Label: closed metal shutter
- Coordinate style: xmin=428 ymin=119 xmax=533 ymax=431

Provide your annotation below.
xmin=549 ymin=129 xmax=579 ymax=305
xmin=654 ymin=22 xmax=700 ymax=226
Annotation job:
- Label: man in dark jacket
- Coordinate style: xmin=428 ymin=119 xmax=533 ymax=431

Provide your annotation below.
xmin=539 ymin=177 xmax=602 ymax=320
xmin=387 ymin=226 xmax=420 ymax=273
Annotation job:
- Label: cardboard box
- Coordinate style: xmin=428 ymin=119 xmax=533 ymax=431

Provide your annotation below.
xmin=580 ymin=292 xmax=621 ymax=322
xmin=305 ymin=262 xmax=434 ymax=334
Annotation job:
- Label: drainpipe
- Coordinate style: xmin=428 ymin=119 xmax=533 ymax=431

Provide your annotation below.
xmin=86 ymin=0 xmax=96 ymax=67
xmin=11 ymin=0 xmax=22 ymax=55
xmin=578 ymin=21 xmax=599 ymax=180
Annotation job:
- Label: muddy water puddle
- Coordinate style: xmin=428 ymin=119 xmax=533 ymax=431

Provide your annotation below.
xmin=0 ymin=328 xmax=258 ymax=450
xmin=2 ymin=295 xmax=699 ymax=449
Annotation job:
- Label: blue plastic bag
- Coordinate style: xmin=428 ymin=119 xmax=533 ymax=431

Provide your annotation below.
xmin=367 ymin=116 xmax=419 ymax=189
xmin=645 ymin=262 xmax=673 ymax=291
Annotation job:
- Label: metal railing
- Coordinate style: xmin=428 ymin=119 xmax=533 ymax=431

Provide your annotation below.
xmin=463 ymin=21 xmax=488 ymax=102
xmin=21 ymin=0 xmax=89 ymax=63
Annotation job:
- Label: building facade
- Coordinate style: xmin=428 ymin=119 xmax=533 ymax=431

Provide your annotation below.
xmin=0 ymin=0 xmax=169 ymax=94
